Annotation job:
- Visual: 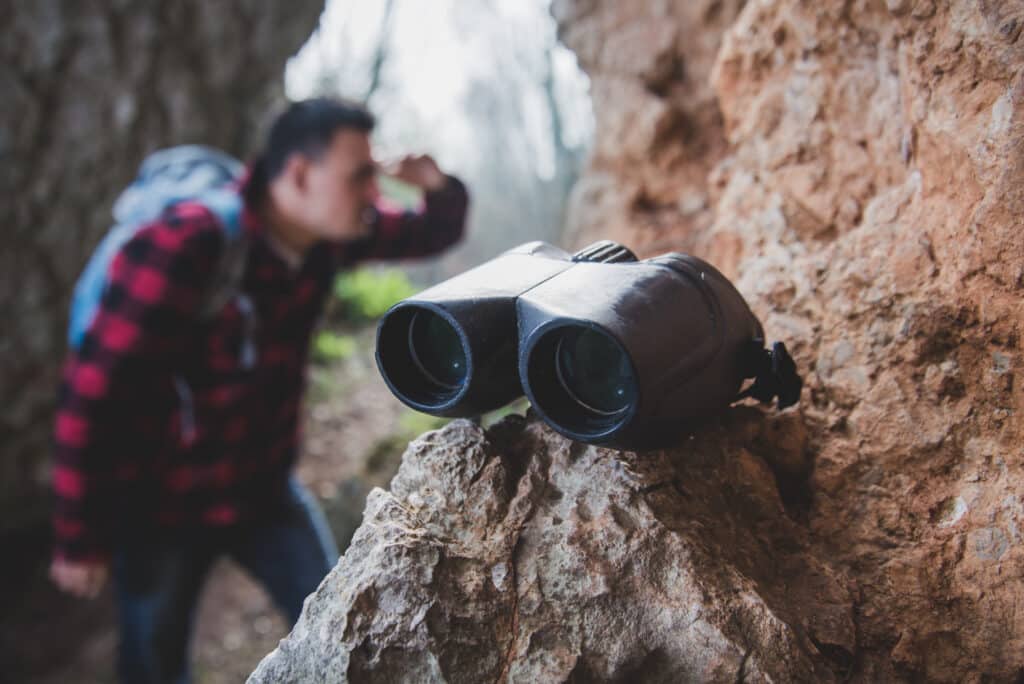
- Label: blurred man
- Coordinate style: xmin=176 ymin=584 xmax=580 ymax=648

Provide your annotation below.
xmin=50 ymin=98 xmax=468 ymax=683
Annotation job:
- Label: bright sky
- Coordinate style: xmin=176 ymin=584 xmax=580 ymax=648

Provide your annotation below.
xmin=284 ymin=0 xmax=593 ymax=180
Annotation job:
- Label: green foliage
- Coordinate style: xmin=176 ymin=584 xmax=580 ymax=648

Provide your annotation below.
xmin=313 ymin=331 xmax=357 ymax=362
xmin=398 ymin=410 xmax=449 ymax=435
xmin=482 ymin=397 xmax=531 ymax=427
xmin=333 ymin=268 xmax=418 ymax=322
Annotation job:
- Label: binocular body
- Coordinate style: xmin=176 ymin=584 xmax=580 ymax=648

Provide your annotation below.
xmin=375 ymin=241 xmax=784 ymax=450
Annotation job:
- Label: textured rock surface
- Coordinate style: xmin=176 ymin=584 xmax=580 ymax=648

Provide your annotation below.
xmin=0 ymin=0 xmax=321 ymax=530
xmin=557 ymin=0 xmax=1023 ymax=680
xmin=554 ymin=0 xmax=747 ymax=255
xmin=255 ymin=1 xmax=1022 ymax=682
xmin=251 ymin=417 xmax=850 ymax=683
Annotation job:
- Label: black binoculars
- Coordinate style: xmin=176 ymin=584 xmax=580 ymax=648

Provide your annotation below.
xmin=375 ymin=241 xmax=802 ymax=450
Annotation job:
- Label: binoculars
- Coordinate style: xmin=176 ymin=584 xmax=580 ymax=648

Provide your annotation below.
xmin=375 ymin=241 xmax=802 ymax=450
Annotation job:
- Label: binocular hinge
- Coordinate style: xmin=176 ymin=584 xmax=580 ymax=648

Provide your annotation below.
xmin=737 ymin=340 xmax=803 ymax=409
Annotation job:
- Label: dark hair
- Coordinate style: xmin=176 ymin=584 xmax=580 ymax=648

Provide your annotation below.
xmin=245 ymin=97 xmax=375 ymax=205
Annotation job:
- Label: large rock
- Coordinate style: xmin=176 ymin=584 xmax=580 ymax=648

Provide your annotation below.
xmin=251 ymin=416 xmax=852 ymax=683
xmin=0 ymin=0 xmax=322 ymax=531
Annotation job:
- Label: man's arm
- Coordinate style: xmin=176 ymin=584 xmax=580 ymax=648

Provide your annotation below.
xmin=342 ymin=155 xmax=469 ymax=264
xmin=51 ymin=204 xmax=222 ymax=594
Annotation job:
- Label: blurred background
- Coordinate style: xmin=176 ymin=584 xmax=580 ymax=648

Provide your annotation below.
xmin=1 ymin=1 xmax=592 ymax=681
xmin=287 ymin=0 xmax=593 ymax=281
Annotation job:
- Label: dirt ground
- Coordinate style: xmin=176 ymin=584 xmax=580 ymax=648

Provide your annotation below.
xmin=0 ymin=326 xmax=414 ymax=684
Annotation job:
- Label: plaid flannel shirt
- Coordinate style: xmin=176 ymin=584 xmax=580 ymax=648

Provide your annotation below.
xmin=52 ymin=176 xmax=468 ymax=562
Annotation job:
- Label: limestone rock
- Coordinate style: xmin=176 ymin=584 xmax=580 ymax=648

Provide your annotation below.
xmin=251 ymin=416 xmax=852 ymax=683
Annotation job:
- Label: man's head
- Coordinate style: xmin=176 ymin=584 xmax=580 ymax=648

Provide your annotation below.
xmin=250 ymin=98 xmax=378 ymax=245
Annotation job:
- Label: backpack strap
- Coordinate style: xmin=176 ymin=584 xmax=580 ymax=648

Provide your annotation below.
xmin=172 ymin=189 xmax=254 ymax=446
xmin=192 ymin=187 xmax=258 ymax=370
xmin=193 ymin=187 xmax=248 ymax=318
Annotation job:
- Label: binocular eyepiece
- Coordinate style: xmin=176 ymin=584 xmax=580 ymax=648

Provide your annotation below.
xmin=375 ymin=241 xmax=802 ymax=450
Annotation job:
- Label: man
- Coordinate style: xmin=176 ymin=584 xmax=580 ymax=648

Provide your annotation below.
xmin=49 ymin=98 xmax=468 ymax=682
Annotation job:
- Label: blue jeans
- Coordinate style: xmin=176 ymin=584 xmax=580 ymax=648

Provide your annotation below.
xmin=112 ymin=477 xmax=338 ymax=684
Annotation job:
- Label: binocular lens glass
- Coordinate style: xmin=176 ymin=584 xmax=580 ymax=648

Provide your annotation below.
xmin=408 ymin=310 xmax=467 ymax=390
xmin=554 ymin=327 xmax=633 ymax=415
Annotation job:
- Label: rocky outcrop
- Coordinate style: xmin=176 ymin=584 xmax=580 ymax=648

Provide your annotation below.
xmin=251 ymin=416 xmax=851 ymax=683
xmin=0 ymin=0 xmax=322 ymax=531
xmin=253 ymin=0 xmax=1022 ymax=681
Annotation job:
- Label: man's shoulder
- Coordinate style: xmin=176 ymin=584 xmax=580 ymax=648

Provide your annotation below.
xmin=139 ymin=196 xmax=240 ymax=247
xmin=126 ymin=203 xmax=228 ymax=266
xmin=164 ymin=199 xmax=233 ymax=234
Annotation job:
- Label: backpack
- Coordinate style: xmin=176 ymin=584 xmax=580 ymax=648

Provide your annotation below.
xmin=68 ymin=145 xmax=252 ymax=348
xmin=67 ymin=145 xmax=255 ymax=444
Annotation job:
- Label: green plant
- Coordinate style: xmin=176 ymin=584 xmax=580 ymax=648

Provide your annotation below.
xmin=333 ymin=268 xmax=418 ymax=322
xmin=313 ymin=331 xmax=357 ymax=362
xmin=481 ymin=397 xmax=531 ymax=427
xmin=398 ymin=410 xmax=449 ymax=435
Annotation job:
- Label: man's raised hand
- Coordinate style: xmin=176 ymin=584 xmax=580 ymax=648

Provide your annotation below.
xmin=384 ymin=154 xmax=447 ymax=192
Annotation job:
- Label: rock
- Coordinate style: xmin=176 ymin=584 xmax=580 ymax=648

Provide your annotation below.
xmin=559 ymin=0 xmax=746 ymax=257
xmin=250 ymin=416 xmax=851 ymax=683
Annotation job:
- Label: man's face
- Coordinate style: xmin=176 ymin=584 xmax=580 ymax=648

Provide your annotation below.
xmin=298 ymin=128 xmax=378 ymax=242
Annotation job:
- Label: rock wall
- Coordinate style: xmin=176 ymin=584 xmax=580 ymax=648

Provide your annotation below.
xmin=0 ymin=0 xmax=322 ymax=531
xmin=564 ymin=0 xmax=1023 ymax=679
xmin=554 ymin=0 xmax=747 ymax=255
xmin=252 ymin=1 xmax=1022 ymax=681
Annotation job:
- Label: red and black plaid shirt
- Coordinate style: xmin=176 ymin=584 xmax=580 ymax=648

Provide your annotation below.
xmin=52 ymin=176 xmax=468 ymax=562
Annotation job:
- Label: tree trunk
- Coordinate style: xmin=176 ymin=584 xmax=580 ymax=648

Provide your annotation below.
xmin=0 ymin=0 xmax=323 ymax=532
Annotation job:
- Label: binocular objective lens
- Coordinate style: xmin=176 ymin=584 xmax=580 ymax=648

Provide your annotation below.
xmin=408 ymin=310 xmax=467 ymax=390
xmin=555 ymin=328 xmax=634 ymax=415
